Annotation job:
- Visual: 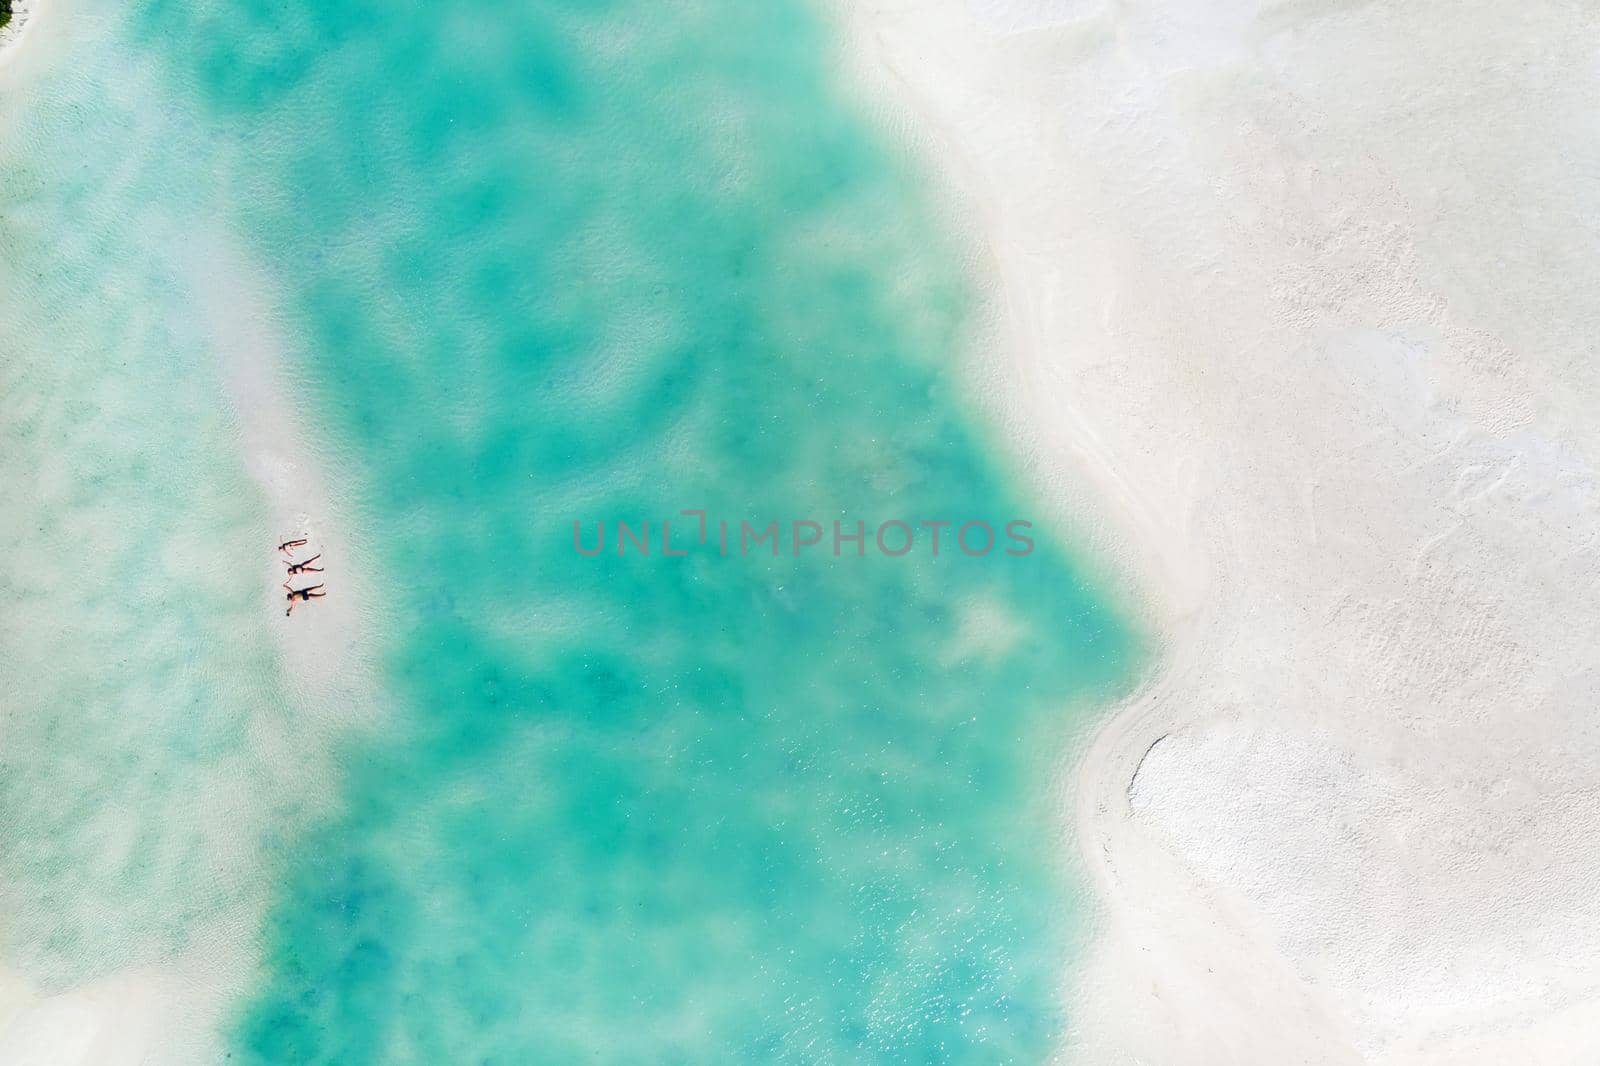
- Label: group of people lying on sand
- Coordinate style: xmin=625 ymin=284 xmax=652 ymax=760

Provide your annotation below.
xmin=278 ymin=536 xmax=326 ymax=616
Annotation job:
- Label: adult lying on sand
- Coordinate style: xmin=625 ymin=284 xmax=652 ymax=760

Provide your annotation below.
xmin=286 ymin=553 xmax=322 ymax=576
xmin=283 ymin=582 xmax=325 ymax=616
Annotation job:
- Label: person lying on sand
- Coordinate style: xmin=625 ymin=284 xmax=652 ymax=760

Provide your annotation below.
xmin=286 ymin=553 xmax=323 ymax=575
xmin=277 ymin=536 xmax=309 ymax=554
xmin=284 ymin=581 xmax=326 ymax=616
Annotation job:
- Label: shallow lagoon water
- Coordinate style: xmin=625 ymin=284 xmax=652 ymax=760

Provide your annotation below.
xmin=1 ymin=1 xmax=1137 ymax=1061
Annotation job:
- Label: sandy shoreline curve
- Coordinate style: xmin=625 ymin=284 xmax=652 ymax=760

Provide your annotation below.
xmin=0 ymin=0 xmax=39 ymax=69
xmin=839 ymin=1 xmax=1600 ymax=1063
xmin=6 ymin=0 xmax=1600 ymax=1061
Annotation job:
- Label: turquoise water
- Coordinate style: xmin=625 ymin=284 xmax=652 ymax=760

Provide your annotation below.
xmin=1 ymin=0 xmax=1136 ymax=1061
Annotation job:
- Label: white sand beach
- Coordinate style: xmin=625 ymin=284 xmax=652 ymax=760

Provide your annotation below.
xmin=184 ymin=234 xmax=376 ymax=704
xmin=0 ymin=0 xmax=39 ymax=69
xmin=6 ymin=0 xmax=1600 ymax=1062
xmin=841 ymin=0 xmax=1600 ymax=1062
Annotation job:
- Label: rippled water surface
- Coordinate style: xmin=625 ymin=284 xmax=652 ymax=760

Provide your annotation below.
xmin=0 ymin=1 xmax=1137 ymax=1061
